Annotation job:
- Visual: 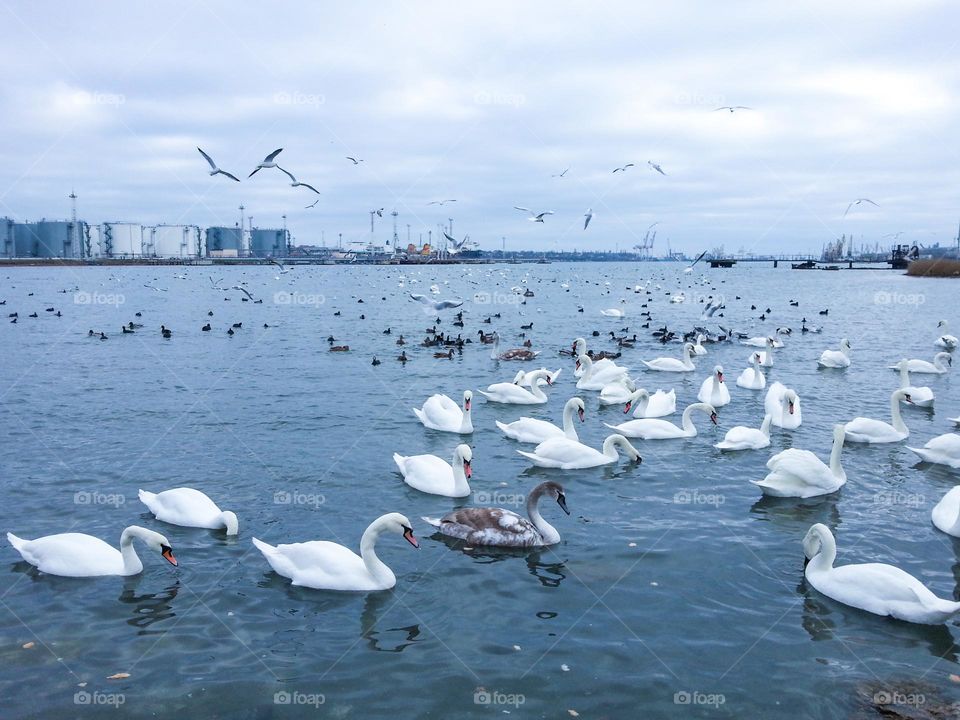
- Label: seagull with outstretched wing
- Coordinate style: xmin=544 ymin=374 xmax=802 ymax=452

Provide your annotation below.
xmin=612 ymin=163 xmax=635 ymax=173
xmin=714 ymin=106 xmax=751 ymax=113
xmin=843 ymin=198 xmax=880 ymax=217
xmin=277 ymin=167 xmax=320 ymax=194
xmin=249 ymin=148 xmax=283 ymax=177
xmin=197 ymin=148 xmax=240 ymax=182
xmin=513 ymin=207 xmax=554 ymax=223
xmin=583 ymin=208 xmax=593 ymax=230
xmin=647 ymin=161 xmax=667 ymax=176
xmin=428 ymin=199 xmax=457 ymax=206
xmin=410 ymin=293 xmax=463 ymax=311
xmin=346 ymin=156 xmax=363 ymax=165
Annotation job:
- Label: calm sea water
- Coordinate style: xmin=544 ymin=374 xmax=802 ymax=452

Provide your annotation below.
xmin=1 ymin=261 xmax=959 ymax=719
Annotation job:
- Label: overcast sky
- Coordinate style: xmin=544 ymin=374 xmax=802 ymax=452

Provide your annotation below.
xmin=1 ymin=0 xmax=959 ymax=254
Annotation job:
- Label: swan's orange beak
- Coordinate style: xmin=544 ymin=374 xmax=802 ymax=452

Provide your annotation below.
xmin=904 ymin=394 xmax=914 ymax=404
xmin=161 ymin=545 xmax=178 ymax=567
xmin=717 ymin=372 xmax=724 ymax=383
xmin=623 ymin=401 xmax=632 ymax=414
xmin=463 ymin=460 xmax=472 ymax=479
xmin=788 ymin=401 xmax=795 ymax=415
xmin=403 ymin=527 xmax=419 ymax=548
xmin=577 ymin=407 xmax=585 ymax=422
xmin=575 ymin=359 xmax=581 ymax=370
xmin=710 ymin=412 xmax=718 ymax=425
xmin=464 ymin=399 xmax=471 ymax=412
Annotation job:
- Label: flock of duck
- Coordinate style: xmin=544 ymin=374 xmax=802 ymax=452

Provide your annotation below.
xmin=7 ymin=274 xmax=960 ymax=627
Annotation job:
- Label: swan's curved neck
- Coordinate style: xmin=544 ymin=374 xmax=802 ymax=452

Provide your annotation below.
xmin=681 ymin=345 xmax=692 ymax=365
xmin=561 ymin=401 xmax=578 ymax=438
xmin=460 ymin=397 xmax=473 ymax=433
xmin=527 ymin=489 xmax=559 ymax=544
xmin=451 ymin=450 xmax=471 ymax=495
xmin=603 ymin=435 xmax=625 ymax=458
xmin=936 ymin=354 xmax=949 ymax=372
xmin=119 ymin=527 xmax=146 ymax=575
xmin=760 ymin=414 xmax=772 ymax=436
xmin=829 ymin=433 xmax=845 ymax=479
xmin=490 ymin=335 xmax=500 ymax=359
xmin=359 ymin=522 xmax=394 ymax=585
xmin=890 ymin=392 xmax=907 ymax=433
xmin=221 ymin=511 xmax=239 ymax=535
xmin=809 ymin=528 xmax=837 ymax=571
xmin=681 ymin=404 xmax=696 ymax=432
xmin=898 ymin=363 xmax=910 ymax=389
xmin=579 ymin=356 xmax=593 ymax=380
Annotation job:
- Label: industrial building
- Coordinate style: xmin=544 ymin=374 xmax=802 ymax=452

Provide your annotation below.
xmin=205 ymin=226 xmax=243 ymax=258
xmin=0 ymin=219 xmax=84 ymax=258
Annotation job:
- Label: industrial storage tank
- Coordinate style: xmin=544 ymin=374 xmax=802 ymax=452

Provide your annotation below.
xmin=145 ymin=225 xmax=200 ymax=258
xmin=12 ymin=221 xmax=80 ymax=258
xmin=99 ymin=223 xmax=144 ymax=257
xmin=0 ymin=218 xmax=13 ymax=258
xmin=206 ymin=226 xmax=242 ymax=257
xmin=249 ymin=228 xmax=286 ymax=258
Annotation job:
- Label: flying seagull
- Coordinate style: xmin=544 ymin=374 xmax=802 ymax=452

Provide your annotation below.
xmin=583 ymin=208 xmax=593 ymax=230
xmin=427 ymin=199 xmax=457 ymax=206
xmin=305 ymin=197 xmax=320 ymax=209
xmin=513 ymin=207 xmax=554 ymax=223
xmin=843 ymin=198 xmax=880 ymax=217
xmin=409 ymin=293 xmax=463 ymax=311
xmin=249 ymin=148 xmax=283 ymax=177
xmin=270 ymin=259 xmax=291 ymax=275
xmin=647 ymin=161 xmax=667 ymax=176
xmin=197 ymin=148 xmax=240 ymax=182
xmin=552 ymin=168 xmax=570 ymax=178
xmin=278 ymin=167 xmax=320 ymax=194
xmin=346 ymin=156 xmax=364 ymax=165
xmin=685 ymin=250 xmax=708 ymax=273
xmin=209 ymin=276 xmax=225 ymax=291
xmin=612 ymin=163 xmax=635 ymax=173
xmin=232 ymin=285 xmax=255 ymax=301
xmin=443 ymin=232 xmax=470 ymax=253
xmin=714 ymin=106 xmax=751 ymax=113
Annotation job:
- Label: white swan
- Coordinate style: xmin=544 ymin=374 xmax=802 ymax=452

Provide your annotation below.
xmin=765 ymin=382 xmax=802 ymax=429
xmin=936 ymin=320 xmax=958 ymax=349
xmin=742 ymin=332 xmax=783 ymax=348
xmin=496 ymin=397 xmax=585 ymax=444
xmin=413 ymin=390 xmax=473 ymax=433
xmin=697 ymin=365 xmax=730 ymax=407
xmin=642 ymin=342 xmax=696 ymax=372
xmin=422 ymin=481 xmax=569 ymax=547
xmin=599 ymin=376 xmax=636 ymax=405
xmin=692 ymin=334 xmax=708 ymax=356
xmin=844 ymin=388 xmax=913 ymax=443
xmin=7 ymin=525 xmax=177 ymax=577
xmin=605 ymin=402 xmax=717 ymax=440
xmin=894 ymin=359 xmax=934 ymax=407
xmin=932 ymin=486 xmax=960 ymax=537
xmin=715 ymin=414 xmax=772 ymax=451
xmin=515 ymin=367 xmax=562 ymax=387
xmin=891 ymin=352 xmax=952 ymax=375
xmin=818 ymin=338 xmax=852 ymax=368
xmin=747 ymin=338 xmax=776 ymax=368
xmin=138 ymin=488 xmax=238 ymax=535
xmin=517 ymin=433 xmax=642 ymax=469
xmin=803 ymin=523 xmax=960 ymax=624
xmin=736 ymin=353 xmax=766 ymax=390
xmin=753 ymin=424 xmax=846 ymax=498
xmin=623 ymin=388 xmax=676 ymax=418
xmin=393 ymin=444 xmax=473 ymax=497
xmin=908 ymin=433 xmax=960 ymax=468
xmin=479 ymin=369 xmax=552 ymax=404
xmin=251 ymin=513 xmax=418 ymax=591
xmin=572 ymin=338 xmax=618 ymax=373
xmin=600 ymin=307 xmax=625 ymax=318
xmin=575 ymin=354 xmax=629 ymax=390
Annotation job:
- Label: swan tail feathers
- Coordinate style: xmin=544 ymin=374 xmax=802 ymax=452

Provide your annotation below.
xmin=421 ymin=516 xmax=441 ymax=528
xmin=412 ymin=408 xmax=426 ymax=423
xmin=392 ymin=453 xmax=406 ymax=474
xmin=251 ymin=537 xmax=275 ymax=555
xmin=6 ymin=532 xmax=26 ymax=552
xmin=137 ymin=489 xmax=156 ymax=504
xmin=516 ymin=450 xmax=540 ymax=462
xmin=494 ymin=420 xmax=511 ymax=434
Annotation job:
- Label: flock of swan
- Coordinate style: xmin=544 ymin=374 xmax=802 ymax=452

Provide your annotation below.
xmin=6 ymin=275 xmax=960 ymax=626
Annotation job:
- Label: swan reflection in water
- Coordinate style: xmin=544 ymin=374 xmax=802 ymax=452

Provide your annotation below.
xmin=426 ymin=532 xmax=568 ymax=588
xmin=118 ymin=580 xmax=181 ymax=634
xmin=360 ymin=592 xmax=422 ymax=653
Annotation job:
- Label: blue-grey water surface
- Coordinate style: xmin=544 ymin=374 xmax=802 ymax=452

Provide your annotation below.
xmin=1 ymin=261 xmax=959 ymax=719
